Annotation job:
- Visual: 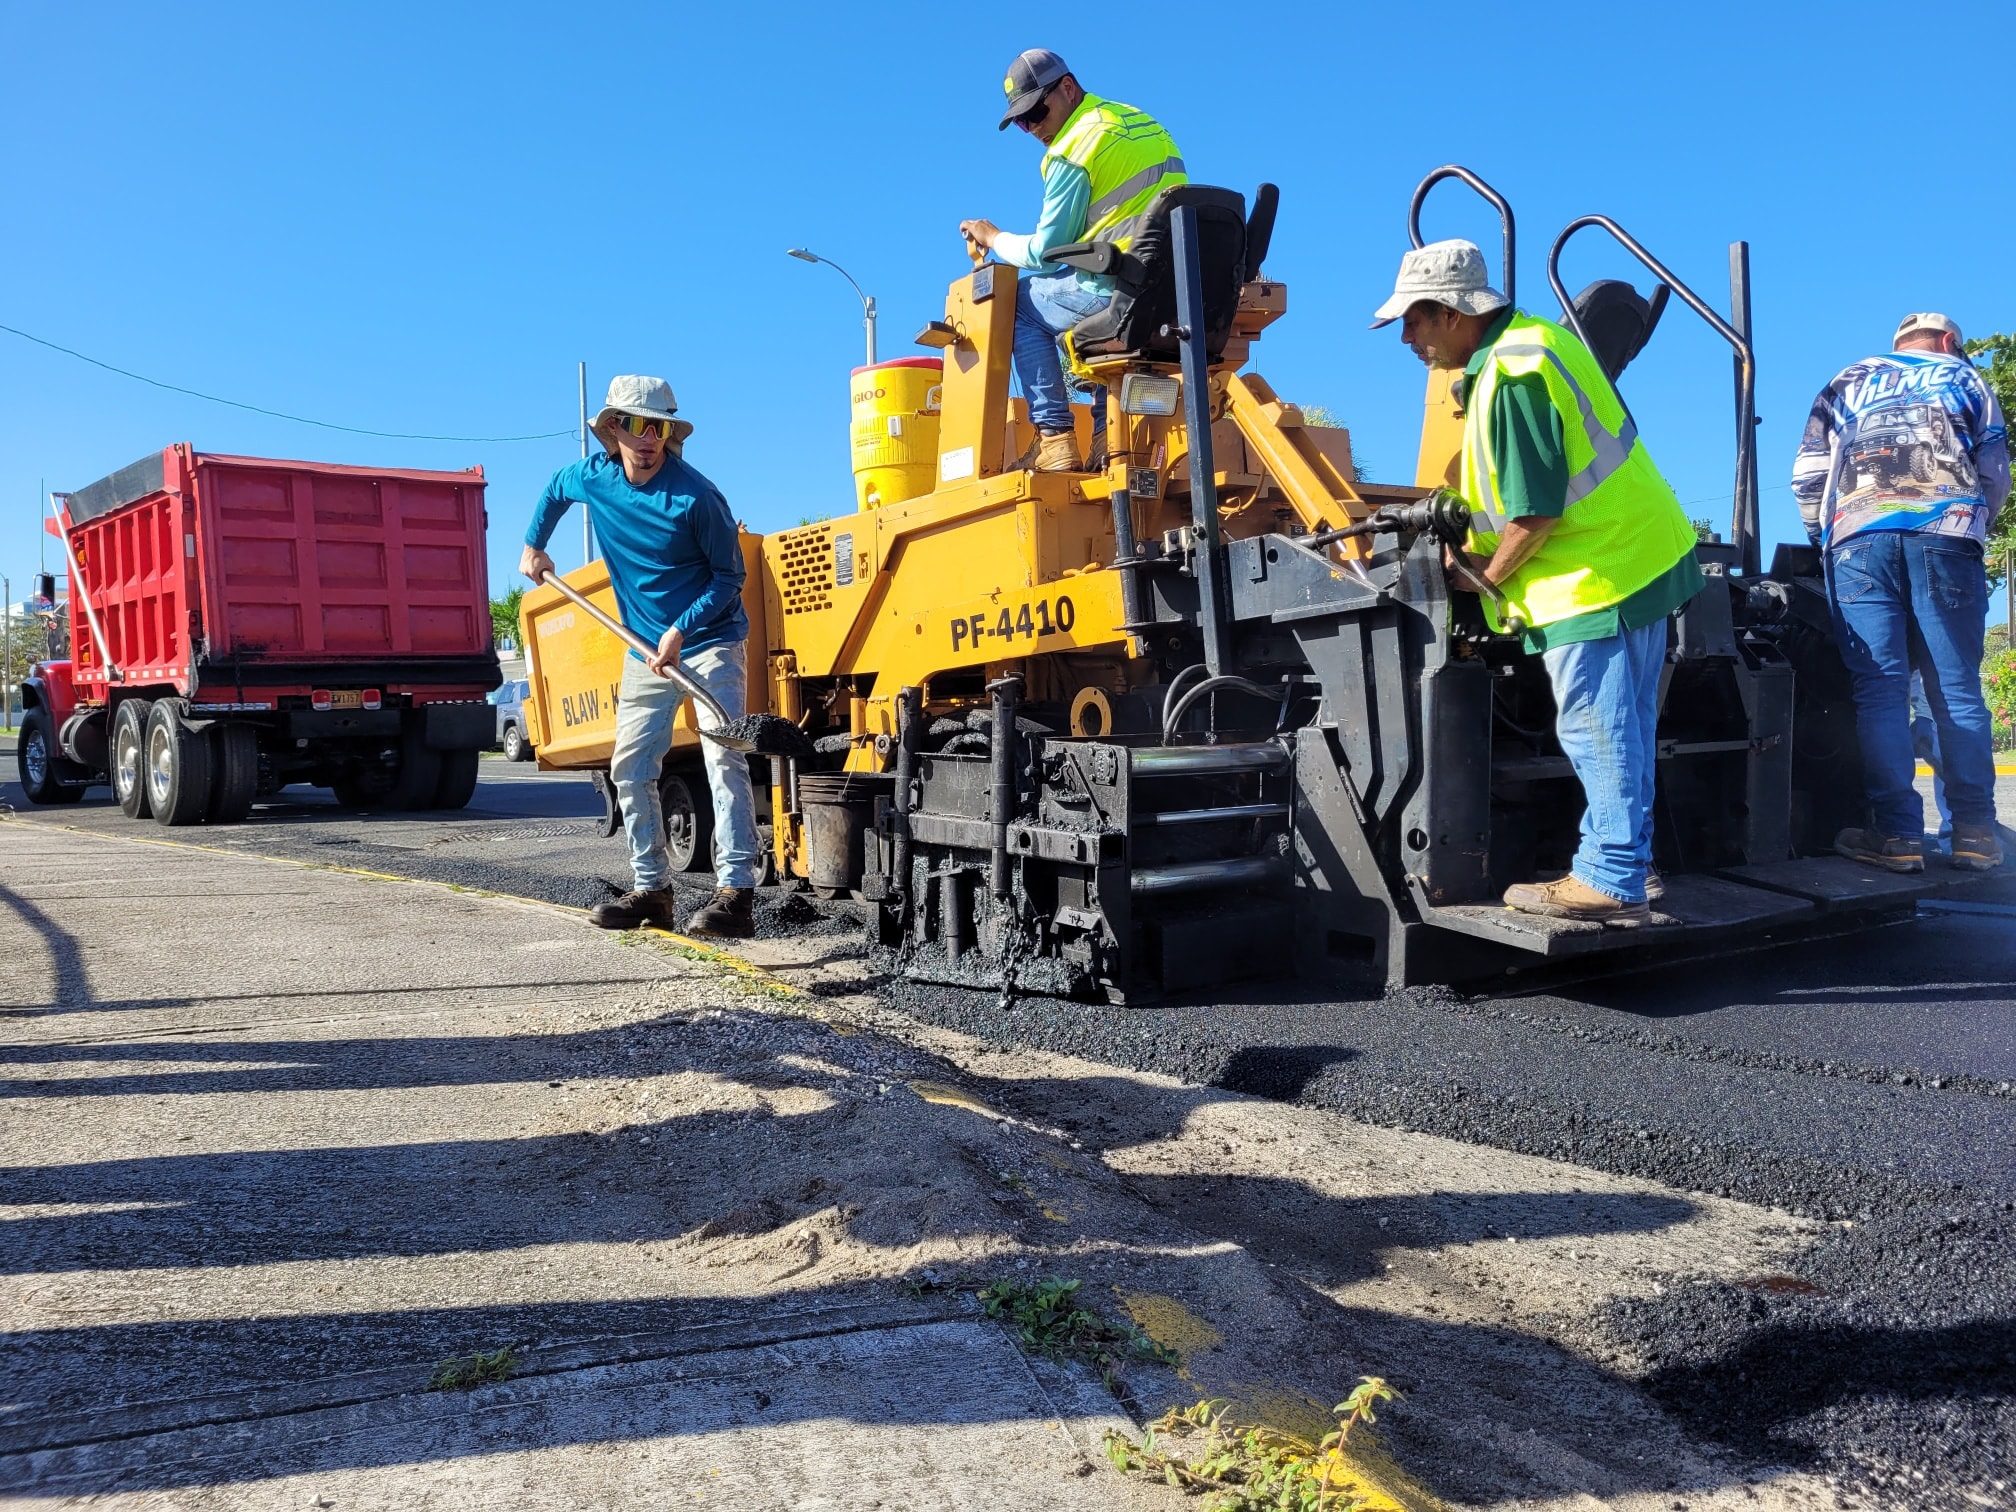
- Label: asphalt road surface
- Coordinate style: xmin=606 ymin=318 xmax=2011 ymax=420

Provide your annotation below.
xmin=6 ymin=753 xmax=2015 ymax=1507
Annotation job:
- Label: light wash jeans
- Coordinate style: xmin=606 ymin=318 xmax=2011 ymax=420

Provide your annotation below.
xmin=1014 ymin=270 xmax=1111 ymax=437
xmin=610 ymin=641 xmax=760 ymax=892
xmin=1541 ymin=618 xmax=1668 ymax=904
xmin=1828 ymin=530 xmax=1997 ymax=839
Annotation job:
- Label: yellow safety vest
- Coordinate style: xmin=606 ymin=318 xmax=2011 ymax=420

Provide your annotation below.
xmin=1460 ymin=312 xmax=1698 ymax=632
xmin=1042 ymin=93 xmax=1186 ymax=255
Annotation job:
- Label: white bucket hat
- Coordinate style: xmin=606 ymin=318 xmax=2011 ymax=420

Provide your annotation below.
xmin=592 ymin=374 xmax=695 ymax=445
xmin=1369 ymin=239 xmax=1510 ymax=329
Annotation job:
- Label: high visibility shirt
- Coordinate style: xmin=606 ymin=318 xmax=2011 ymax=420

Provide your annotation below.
xmin=1458 ymin=310 xmax=1703 ymax=650
xmin=994 ymin=93 xmax=1185 ymax=297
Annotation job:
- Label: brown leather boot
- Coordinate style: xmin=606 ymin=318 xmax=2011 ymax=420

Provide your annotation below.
xmin=1034 ymin=431 xmax=1082 ymax=472
xmin=1501 ymin=874 xmax=1650 ymax=927
xmin=685 ymin=887 xmax=755 ymax=939
xmin=591 ymin=887 xmax=680 ymax=930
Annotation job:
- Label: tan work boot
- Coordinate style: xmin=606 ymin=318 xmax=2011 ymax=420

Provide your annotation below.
xmin=1502 ymin=874 xmax=1650 ymax=927
xmin=1834 ymin=827 xmax=1925 ymax=874
xmin=1034 ymin=430 xmax=1082 ymax=472
xmin=1950 ymin=823 xmax=2005 ymax=872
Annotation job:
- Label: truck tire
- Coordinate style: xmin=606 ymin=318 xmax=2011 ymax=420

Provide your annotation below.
xmin=17 ymin=710 xmax=85 ymax=805
xmin=502 ymin=721 xmax=531 ymax=762
xmin=208 ymin=722 xmax=260 ymax=824
xmin=112 ymin=698 xmax=156 ymax=819
xmin=385 ymin=719 xmax=441 ymax=811
xmin=146 ymin=700 xmax=214 ymax=826
xmin=1909 ymin=443 xmax=1934 ymax=482
xmin=432 ymin=748 xmax=480 ymax=809
xmin=659 ymin=766 xmax=715 ymax=874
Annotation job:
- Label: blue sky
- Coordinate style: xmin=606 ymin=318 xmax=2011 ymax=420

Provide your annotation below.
xmin=3 ymin=1 xmax=2009 ymax=603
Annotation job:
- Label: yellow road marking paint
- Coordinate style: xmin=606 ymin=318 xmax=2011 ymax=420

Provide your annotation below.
xmin=906 ymin=1079 xmax=999 ymax=1118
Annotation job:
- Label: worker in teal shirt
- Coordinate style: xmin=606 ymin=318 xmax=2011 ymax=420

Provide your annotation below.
xmin=520 ymin=375 xmax=757 ymax=939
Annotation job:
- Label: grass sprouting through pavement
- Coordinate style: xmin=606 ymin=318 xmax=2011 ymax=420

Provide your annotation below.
xmin=1104 ymin=1378 xmax=1400 ymax=1509
xmin=427 ymin=1345 xmax=522 ymax=1392
xmin=977 ymin=1276 xmax=1179 ymax=1391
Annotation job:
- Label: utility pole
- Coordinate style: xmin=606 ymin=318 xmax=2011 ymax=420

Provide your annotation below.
xmin=2 ymin=576 xmax=11 ymax=733
xmin=578 ymin=361 xmax=595 ymax=568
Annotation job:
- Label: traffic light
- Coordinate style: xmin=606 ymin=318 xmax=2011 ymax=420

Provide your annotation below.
xmin=34 ymin=574 xmax=54 ymax=606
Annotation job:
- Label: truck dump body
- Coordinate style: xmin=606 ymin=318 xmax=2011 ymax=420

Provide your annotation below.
xmin=65 ymin=446 xmax=494 ymax=696
xmin=18 ymin=445 xmax=501 ymax=825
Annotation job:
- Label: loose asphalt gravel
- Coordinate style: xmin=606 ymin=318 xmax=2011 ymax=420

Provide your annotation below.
xmin=7 ymin=754 xmax=2015 ymax=1508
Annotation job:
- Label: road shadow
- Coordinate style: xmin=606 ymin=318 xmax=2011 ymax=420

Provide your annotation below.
xmin=0 ymin=881 xmax=93 ymax=1011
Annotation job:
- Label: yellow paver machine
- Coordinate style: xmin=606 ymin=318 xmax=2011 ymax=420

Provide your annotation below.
xmin=524 ymin=168 xmax=2006 ymax=1000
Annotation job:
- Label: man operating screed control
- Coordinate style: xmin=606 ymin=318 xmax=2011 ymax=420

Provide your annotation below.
xmin=521 ymin=375 xmax=760 ymax=938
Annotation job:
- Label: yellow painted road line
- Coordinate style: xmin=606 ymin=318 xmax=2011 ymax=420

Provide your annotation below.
xmin=1918 ymin=763 xmax=2016 ymax=775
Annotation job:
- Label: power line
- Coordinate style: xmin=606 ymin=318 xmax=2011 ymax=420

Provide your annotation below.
xmin=0 ymin=322 xmax=575 ymax=444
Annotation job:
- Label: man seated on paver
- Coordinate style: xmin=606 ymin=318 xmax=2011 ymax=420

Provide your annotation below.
xmin=520 ymin=375 xmax=760 ymax=937
xmin=1792 ymin=312 xmax=2009 ymax=873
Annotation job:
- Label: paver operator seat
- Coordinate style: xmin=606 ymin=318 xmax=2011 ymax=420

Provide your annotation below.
xmin=1047 ymin=183 xmax=1278 ymax=367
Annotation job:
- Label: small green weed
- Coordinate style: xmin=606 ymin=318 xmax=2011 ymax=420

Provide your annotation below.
xmin=999 ymin=1171 xmax=1032 ymax=1193
xmin=978 ymin=1276 xmax=1179 ymax=1391
xmin=427 ymin=1345 xmax=522 ymax=1392
xmin=1104 ymin=1379 xmax=1399 ymax=1510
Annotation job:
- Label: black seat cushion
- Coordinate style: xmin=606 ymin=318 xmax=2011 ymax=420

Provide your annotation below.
xmin=1068 ymin=185 xmax=1249 ymax=364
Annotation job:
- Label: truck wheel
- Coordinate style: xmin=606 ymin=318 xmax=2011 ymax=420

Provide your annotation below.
xmin=112 ymin=699 xmax=156 ymax=818
xmin=432 ymin=748 xmax=480 ymax=810
xmin=502 ymin=722 xmax=530 ymax=762
xmin=146 ymin=700 xmax=214 ymax=826
xmin=208 ymin=723 xmax=260 ymax=824
xmin=385 ymin=719 xmax=442 ymax=811
xmin=659 ymin=767 xmax=715 ymax=874
xmin=1909 ymin=443 xmax=1934 ymax=482
xmin=17 ymin=710 xmax=85 ymax=805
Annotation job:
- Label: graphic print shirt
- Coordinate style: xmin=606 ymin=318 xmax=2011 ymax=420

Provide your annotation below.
xmin=1791 ymin=351 xmax=2009 ymax=549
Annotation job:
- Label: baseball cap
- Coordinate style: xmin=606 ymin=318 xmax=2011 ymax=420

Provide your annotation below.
xmin=1894 ymin=312 xmax=1962 ymax=347
xmin=999 ymin=49 xmax=1070 ymax=130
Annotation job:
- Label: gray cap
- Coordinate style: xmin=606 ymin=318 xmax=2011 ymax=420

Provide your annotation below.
xmin=1895 ymin=311 xmax=1962 ymax=347
xmin=591 ymin=374 xmax=694 ymax=445
xmin=999 ymin=48 xmax=1070 ymax=130
xmin=1369 ymin=239 xmax=1510 ymax=329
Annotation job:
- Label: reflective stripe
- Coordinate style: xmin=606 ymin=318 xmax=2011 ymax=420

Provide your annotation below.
xmin=1085 ymin=156 xmax=1185 ymax=223
xmin=1486 ymin=342 xmax=1639 ymax=507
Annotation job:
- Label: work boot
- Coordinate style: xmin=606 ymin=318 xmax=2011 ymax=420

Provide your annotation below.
xmin=1034 ymin=430 xmax=1082 ymax=472
xmin=1834 ymin=828 xmax=1925 ymax=874
xmin=1085 ymin=435 xmax=1109 ymax=472
xmin=1950 ymin=823 xmax=2006 ymax=872
xmin=1644 ymin=868 xmax=1665 ymax=904
xmin=1502 ymin=874 xmax=1650 ymax=927
xmin=686 ymin=887 xmax=756 ymax=940
xmin=591 ymin=887 xmax=681 ymax=931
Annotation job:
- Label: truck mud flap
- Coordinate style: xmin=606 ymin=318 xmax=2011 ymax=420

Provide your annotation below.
xmin=421 ymin=702 xmax=495 ymax=751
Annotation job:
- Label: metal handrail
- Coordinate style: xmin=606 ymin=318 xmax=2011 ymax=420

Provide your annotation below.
xmin=1546 ymin=216 xmax=1761 ymax=575
xmin=1408 ymin=165 xmax=1516 ymax=309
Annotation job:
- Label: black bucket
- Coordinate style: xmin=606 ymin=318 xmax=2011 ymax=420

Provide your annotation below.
xmin=797 ymin=771 xmax=893 ymax=894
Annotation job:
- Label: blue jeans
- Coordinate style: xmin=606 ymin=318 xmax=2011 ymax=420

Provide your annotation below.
xmin=1828 ymin=530 xmax=1997 ymax=839
xmin=610 ymin=641 xmax=761 ymax=891
xmin=1013 ymin=270 xmax=1110 ymax=436
xmin=1541 ymin=619 xmax=1668 ymax=904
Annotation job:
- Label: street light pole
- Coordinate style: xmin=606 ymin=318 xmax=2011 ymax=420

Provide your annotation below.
xmin=578 ymin=360 xmax=594 ymax=567
xmin=787 ymin=248 xmax=877 ymax=367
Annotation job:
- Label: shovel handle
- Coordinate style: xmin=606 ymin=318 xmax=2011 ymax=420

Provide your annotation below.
xmin=537 ymin=570 xmax=737 ymax=731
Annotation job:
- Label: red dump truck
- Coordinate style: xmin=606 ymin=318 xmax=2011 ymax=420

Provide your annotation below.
xmin=15 ymin=445 xmax=501 ymax=824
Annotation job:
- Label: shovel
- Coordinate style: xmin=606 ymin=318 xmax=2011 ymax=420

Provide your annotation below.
xmin=536 ymin=571 xmax=756 ymax=752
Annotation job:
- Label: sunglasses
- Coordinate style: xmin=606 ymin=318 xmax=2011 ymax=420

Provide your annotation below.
xmin=1013 ymin=88 xmax=1056 ymax=131
xmin=611 ymin=414 xmax=672 ymax=438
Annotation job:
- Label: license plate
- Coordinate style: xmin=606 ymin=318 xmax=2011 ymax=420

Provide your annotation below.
xmin=328 ymin=690 xmax=363 ymax=709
